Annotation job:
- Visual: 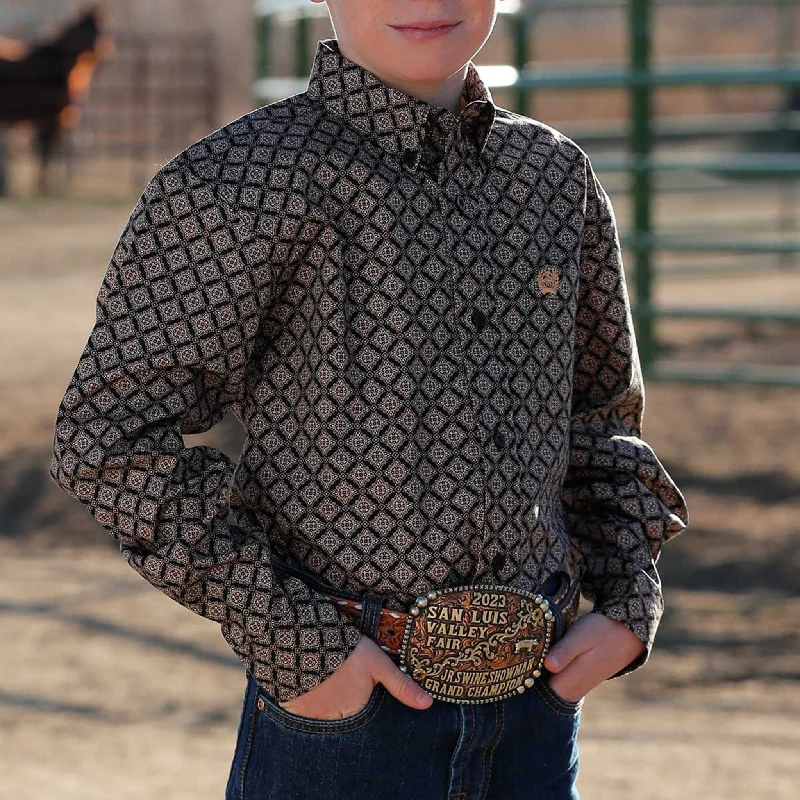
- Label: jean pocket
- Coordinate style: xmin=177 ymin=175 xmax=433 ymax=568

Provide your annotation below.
xmin=254 ymin=681 xmax=386 ymax=734
xmin=533 ymin=678 xmax=584 ymax=717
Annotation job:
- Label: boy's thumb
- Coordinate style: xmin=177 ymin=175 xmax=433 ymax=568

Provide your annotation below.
xmin=376 ymin=662 xmax=434 ymax=710
xmin=544 ymin=637 xmax=584 ymax=673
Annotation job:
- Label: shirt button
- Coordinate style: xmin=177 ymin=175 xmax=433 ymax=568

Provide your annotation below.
xmin=470 ymin=308 xmax=487 ymax=331
xmin=493 ymin=427 xmax=507 ymax=449
xmin=491 ymin=552 xmax=506 ymax=572
xmin=401 ymin=148 xmax=419 ymax=168
xmin=456 ymin=191 xmax=469 ymax=213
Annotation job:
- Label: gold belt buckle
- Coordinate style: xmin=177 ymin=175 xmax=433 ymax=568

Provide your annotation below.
xmin=398 ymin=584 xmax=555 ymax=704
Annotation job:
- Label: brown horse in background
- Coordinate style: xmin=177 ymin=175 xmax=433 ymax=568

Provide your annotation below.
xmin=0 ymin=5 xmax=115 ymax=194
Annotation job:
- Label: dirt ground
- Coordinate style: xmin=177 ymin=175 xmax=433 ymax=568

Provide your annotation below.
xmin=1 ymin=187 xmax=799 ymax=800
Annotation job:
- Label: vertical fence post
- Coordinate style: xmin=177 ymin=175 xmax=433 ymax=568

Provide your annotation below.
xmin=511 ymin=12 xmax=530 ymax=118
xmin=295 ymin=15 xmax=309 ymax=81
xmin=0 ymin=132 xmax=8 ymax=196
xmin=204 ymin=30 xmax=218 ymax=133
xmin=629 ymin=0 xmax=656 ymax=371
xmin=132 ymin=38 xmax=149 ymax=193
xmin=255 ymin=14 xmax=272 ymax=88
xmin=776 ymin=0 xmax=797 ymax=271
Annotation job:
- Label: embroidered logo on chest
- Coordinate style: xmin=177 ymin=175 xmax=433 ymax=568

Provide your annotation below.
xmin=536 ymin=267 xmax=560 ymax=295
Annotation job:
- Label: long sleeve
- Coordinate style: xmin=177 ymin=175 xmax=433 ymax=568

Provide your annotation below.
xmin=561 ymin=153 xmax=689 ymax=675
xmin=49 ymin=159 xmax=363 ymax=702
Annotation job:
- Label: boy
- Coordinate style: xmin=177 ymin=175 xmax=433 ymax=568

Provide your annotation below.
xmin=50 ymin=1 xmax=688 ymax=798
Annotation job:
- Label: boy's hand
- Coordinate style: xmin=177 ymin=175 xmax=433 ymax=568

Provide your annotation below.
xmin=542 ymin=613 xmax=646 ymax=703
xmin=278 ymin=634 xmax=433 ymax=720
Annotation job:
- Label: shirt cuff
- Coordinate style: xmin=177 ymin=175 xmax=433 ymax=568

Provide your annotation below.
xmin=588 ymin=567 xmax=664 ymax=679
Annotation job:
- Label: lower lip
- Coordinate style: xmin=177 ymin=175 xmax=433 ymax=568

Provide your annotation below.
xmin=390 ymin=23 xmax=460 ymax=40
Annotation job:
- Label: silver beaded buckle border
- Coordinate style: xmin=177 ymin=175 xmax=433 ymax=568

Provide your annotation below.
xmin=397 ymin=584 xmax=555 ymax=705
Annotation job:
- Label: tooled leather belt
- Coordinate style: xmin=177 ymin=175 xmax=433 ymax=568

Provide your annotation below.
xmin=316 ymin=572 xmax=582 ymax=705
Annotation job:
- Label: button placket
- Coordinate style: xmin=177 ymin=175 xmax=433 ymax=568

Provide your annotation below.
xmin=451 ymin=167 xmax=486 ymax=219
xmin=431 ymin=141 xmax=497 ymax=569
xmin=423 ymin=176 xmax=490 ymax=567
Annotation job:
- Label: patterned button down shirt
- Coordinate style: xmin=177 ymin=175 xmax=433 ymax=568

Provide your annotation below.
xmin=50 ymin=37 xmax=689 ymax=702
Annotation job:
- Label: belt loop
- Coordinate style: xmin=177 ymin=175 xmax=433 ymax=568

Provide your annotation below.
xmin=358 ymin=592 xmax=384 ymax=641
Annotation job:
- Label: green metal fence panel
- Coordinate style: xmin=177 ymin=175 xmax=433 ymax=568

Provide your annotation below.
xmin=253 ymin=0 xmax=800 ymax=386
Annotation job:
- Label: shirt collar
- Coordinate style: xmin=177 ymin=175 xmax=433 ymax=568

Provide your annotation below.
xmin=306 ymin=37 xmax=497 ymax=167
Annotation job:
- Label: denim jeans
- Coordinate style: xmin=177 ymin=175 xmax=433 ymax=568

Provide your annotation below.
xmin=224 ymin=667 xmax=582 ymax=800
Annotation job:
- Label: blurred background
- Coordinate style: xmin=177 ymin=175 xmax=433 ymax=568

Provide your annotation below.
xmin=0 ymin=0 xmax=798 ymax=797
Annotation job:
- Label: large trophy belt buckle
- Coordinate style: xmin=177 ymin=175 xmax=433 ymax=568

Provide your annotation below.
xmin=398 ymin=584 xmax=555 ymax=704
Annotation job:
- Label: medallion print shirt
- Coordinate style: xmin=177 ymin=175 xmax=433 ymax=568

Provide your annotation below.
xmin=50 ymin=37 xmax=689 ymax=702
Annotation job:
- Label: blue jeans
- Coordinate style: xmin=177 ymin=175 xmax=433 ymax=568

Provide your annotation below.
xmin=225 ymin=669 xmax=582 ymax=800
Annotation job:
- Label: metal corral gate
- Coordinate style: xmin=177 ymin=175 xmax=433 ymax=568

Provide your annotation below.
xmin=253 ymin=0 xmax=800 ymax=387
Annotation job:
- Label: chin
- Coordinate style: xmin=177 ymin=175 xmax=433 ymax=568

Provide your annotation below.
xmin=384 ymin=49 xmax=464 ymax=76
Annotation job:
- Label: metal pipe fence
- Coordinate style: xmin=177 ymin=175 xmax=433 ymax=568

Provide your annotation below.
xmin=254 ymin=0 xmax=800 ymax=386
